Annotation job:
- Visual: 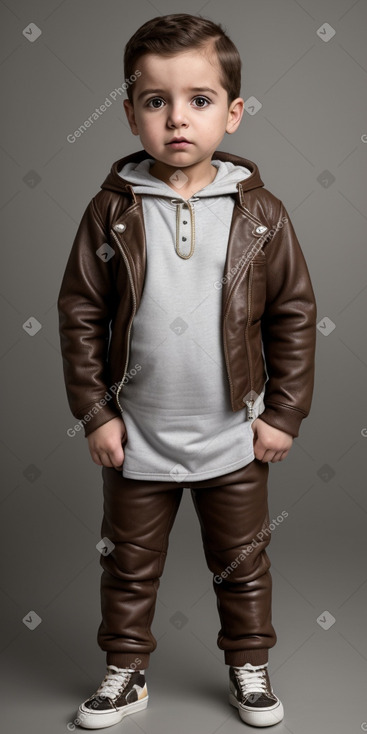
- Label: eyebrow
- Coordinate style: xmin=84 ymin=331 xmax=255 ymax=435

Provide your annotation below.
xmin=137 ymin=87 xmax=219 ymax=102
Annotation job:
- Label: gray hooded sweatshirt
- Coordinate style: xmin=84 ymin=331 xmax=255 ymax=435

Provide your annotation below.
xmin=117 ymin=157 xmax=265 ymax=482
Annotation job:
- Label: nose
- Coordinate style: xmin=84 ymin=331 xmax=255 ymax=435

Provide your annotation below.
xmin=166 ymin=101 xmax=189 ymax=128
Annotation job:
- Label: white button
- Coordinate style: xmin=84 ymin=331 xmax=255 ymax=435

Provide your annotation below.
xmin=255 ymin=225 xmax=267 ymax=234
xmin=114 ymin=223 xmax=126 ymax=232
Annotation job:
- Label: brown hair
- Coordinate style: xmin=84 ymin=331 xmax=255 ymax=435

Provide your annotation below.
xmin=124 ymin=13 xmax=242 ymax=106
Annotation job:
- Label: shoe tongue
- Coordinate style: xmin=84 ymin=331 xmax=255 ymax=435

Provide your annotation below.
xmin=108 ymin=664 xmax=124 ymax=673
xmin=108 ymin=664 xmax=132 ymax=674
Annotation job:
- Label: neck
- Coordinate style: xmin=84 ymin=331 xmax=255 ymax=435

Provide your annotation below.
xmin=149 ymin=159 xmax=218 ymax=197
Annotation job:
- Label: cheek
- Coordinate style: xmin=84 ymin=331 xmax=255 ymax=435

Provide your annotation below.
xmin=140 ymin=117 xmax=160 ymax=137
xmin=203 ymin=110 xmax=227 ymax=134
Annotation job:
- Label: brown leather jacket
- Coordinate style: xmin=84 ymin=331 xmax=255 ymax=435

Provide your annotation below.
xmin=58 ymin=149 xmax=317 ymax=439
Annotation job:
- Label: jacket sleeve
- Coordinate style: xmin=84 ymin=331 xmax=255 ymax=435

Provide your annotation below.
xmin=259 ymin=200 xmax=317 ymax=438
xmin=57 ymin=196 xmax=121 ymax=437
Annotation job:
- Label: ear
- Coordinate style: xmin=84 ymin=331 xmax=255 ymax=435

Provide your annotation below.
xmin=123 ymin=99 xmax=140 ymax=136
xmin=226 ymin=97 xmax=245 ymax=135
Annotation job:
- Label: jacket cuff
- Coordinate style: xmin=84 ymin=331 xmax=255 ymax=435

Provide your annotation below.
xmin=79 ymin=405 xmax=122 ymax=438
xmin=258 ymin=403 xmax=307 ymax=438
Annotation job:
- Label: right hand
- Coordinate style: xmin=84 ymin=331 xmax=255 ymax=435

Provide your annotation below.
xmin=87 ymin=417 xmax=127 ymax=469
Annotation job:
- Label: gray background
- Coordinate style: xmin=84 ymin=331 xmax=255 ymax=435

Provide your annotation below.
xmin=1 ymin=0 xmax=366 ymax=732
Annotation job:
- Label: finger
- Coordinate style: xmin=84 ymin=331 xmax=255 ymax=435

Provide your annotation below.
xmin=254 ymin=442 xmax=268 ymax=462
xmin=91 ymin=451 xmax=103 ymax=466
xmin=111 ymin=456 xmax=124 ymax=470
xmin=98 ymin=450 xmax=115 ymax=468
xmin=110 ymin=448 xmax=125 ymax=469
xmin=258 ymin=448 xmax=280 ymax=463
xmin=254 ymin=447 xmax=269 ymax=463
xmin=270 ymin=450 xmax=288 ymax=463
xmin=254 ymin=440 xmax=275 ymax=463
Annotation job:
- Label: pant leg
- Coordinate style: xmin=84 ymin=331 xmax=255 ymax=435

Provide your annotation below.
xmin=190 ymin=459 xmax=276 ymax=667
xmin=97 ymin=466 xmax=183 ymax=670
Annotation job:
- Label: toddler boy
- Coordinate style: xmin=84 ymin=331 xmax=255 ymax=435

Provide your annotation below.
xmin=58 ymin=12 xmax=316 ymax=729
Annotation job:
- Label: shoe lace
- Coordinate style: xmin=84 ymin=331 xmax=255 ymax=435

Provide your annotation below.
xmin=94 ymin=666 xmax=132 ymax=700
xmin=234 ymin=664 xmax=269 ymax=699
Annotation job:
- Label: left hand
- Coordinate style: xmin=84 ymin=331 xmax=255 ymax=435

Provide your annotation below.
xmin=251 ymin=418 xmax=293 ymax=463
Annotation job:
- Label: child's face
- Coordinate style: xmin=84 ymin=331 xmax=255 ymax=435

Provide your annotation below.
xmin=123 ymin=47 xmax=244 ymax=171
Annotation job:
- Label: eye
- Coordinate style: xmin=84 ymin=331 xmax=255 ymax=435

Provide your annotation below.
xmin=192 ymin=96 xmax=211 ymax=108
xmin=146 ymin=97 xmax=165 ymax=108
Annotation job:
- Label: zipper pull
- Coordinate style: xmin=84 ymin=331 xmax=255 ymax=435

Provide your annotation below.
xmin=245 ymin=400 xmax=254 ymax=420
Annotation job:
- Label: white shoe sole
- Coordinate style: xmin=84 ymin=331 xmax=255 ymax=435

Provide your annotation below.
xmin=229 ymin=692 xmax=284 ymax=727
xmin=77 ymin=695 xmax=148 ymax=729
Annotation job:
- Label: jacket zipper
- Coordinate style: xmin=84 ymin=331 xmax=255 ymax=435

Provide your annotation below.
xmin=111 ymin=230 xmax=137 ymax=413
xmin=223 ymin=245 xmax=264 ymax=420
xmin=244 ymin=261 xmax=255 ymax=419
xmin=223 ymin=258 xmax=252 ymax=411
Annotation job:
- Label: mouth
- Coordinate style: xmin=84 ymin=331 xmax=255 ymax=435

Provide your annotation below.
xmin=166 ymin=137 xmax=192 ymax=147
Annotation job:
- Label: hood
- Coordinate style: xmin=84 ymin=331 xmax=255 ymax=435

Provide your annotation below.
xmin=100 ymin=149 xmax=264 ymax=200
xmin=115 ymin=156 xmax=254 ymax=199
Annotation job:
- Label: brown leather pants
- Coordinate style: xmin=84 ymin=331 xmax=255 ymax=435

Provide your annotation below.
xmin=97 ymin=459 xmax=276 ymax=669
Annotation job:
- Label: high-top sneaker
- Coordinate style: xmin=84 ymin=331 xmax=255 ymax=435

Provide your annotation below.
xmin=76 ymin=665 xmax=148 ymax=729
xmin=229 ymin=662 xmax=284 ymax=727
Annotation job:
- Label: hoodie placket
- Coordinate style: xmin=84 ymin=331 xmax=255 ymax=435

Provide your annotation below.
xmin=171 ymin=197 xmax=199 ymax=259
